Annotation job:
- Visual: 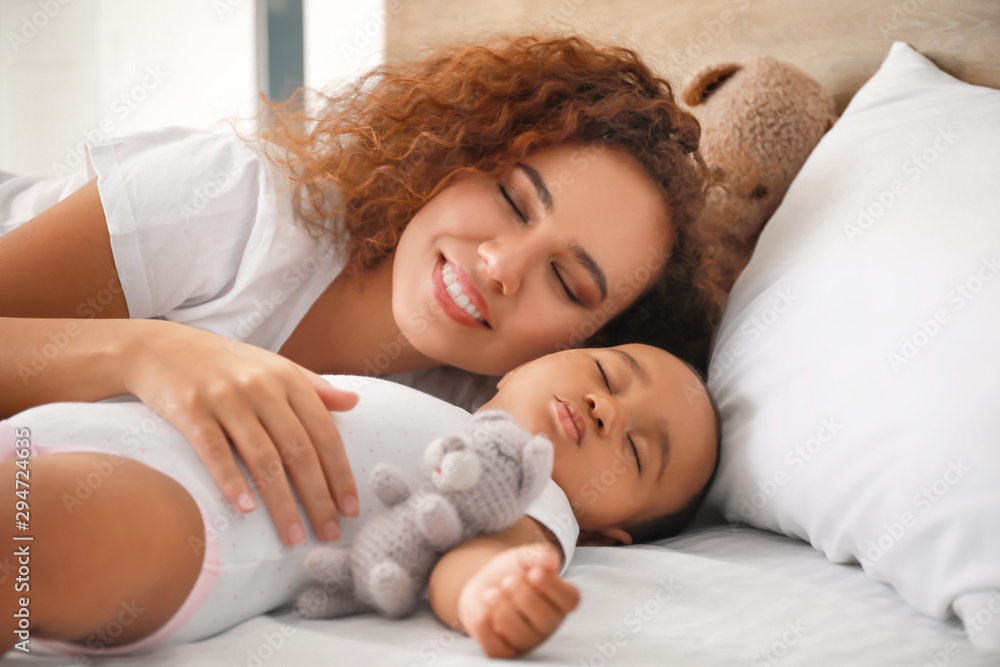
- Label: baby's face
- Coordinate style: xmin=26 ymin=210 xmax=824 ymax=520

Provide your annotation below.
xmin=479 ymin=344 xmax=717 ymax=536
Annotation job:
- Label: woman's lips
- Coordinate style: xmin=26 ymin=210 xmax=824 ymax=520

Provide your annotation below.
xmin=446 ymin=257 xmax=491 ymax=324
xmin=431 ymin=255 xmax=490 ymax=329
xmin=554 ymin=397 xmax=587 ymax=446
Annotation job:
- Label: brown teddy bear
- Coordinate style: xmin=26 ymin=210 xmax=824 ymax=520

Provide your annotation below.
xmin=681 ymin=57 xmax=837 ymax=317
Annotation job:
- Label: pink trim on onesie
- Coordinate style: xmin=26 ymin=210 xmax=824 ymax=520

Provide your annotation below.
xmin=0 ymin=420 xmax=220 ymax=656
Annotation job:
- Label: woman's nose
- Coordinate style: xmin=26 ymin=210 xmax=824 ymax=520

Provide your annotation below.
xmin=479 ymin=236 xmax=532 ymax=296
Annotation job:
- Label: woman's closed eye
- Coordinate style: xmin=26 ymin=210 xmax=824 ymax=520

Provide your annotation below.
xmin=498 ymin=183 xmax=527 ymax=223
xmin=595 ymin=358 xmax=643 ymax=472
xmin=497 ymin=183 xmax=583 ymax=305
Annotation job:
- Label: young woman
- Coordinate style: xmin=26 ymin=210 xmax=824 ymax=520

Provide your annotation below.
xmin=0 ymin=34 xmax=717 ymax=557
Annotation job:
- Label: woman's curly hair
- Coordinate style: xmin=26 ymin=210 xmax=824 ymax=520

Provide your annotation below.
xmin=250 ymin=33 xmax=723 ymax=373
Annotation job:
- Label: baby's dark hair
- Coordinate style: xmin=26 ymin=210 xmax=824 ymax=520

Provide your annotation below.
xmin=623 ymin=359 xmax=722 ymax=544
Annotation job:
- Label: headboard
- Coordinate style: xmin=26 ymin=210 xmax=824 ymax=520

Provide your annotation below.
xmin=385 ymin=0 xmax=1000 ymax=115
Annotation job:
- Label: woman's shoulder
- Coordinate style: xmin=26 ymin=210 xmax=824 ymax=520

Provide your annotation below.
xmin=87 ymin=126 xmax=288 ymax=197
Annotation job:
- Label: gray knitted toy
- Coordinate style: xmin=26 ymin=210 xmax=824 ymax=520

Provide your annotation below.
xmin=295 ymin=409 xmax=554 ymax=619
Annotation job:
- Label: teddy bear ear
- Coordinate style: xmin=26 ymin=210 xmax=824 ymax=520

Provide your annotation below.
xmin=680 ymin=62 xmax=743 ymax=107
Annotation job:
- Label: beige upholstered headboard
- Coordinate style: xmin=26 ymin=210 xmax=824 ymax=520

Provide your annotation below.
xmin=385 ymin=0 xmax=1000 ymax=115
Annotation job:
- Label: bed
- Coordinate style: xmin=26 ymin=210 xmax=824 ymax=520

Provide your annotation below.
xmin=12 ymin=1 xmax=1000 ymax=665
xmin=11 ymin=525 xmax=996 ymax=666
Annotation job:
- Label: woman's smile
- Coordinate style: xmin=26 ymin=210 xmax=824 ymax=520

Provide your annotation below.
xmin=431 ymin=254 xmax=491 ymax=329
xmin=391 ymin=144 xmax=671 ymax=376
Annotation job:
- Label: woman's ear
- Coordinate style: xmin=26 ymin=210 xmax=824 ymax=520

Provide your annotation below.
xmin=576 ymin=526 xmax=634 ymax=547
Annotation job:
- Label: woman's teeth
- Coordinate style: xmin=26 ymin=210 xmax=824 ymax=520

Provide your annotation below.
xmin=442 ymin=261 xmax=486 ymax=324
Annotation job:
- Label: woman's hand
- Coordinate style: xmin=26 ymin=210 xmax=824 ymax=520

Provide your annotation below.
xmin=122 ymin=319 xmax=360 ymax=547
xmin=458 ymin=543 xmax=580 ymax=658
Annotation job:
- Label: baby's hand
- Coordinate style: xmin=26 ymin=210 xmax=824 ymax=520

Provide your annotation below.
xmin=457 ymin=542 xmax=580 ymax=659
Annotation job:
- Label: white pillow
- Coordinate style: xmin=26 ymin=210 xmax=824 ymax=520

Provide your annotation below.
xmin=704 ymin=41 xmax=1000 ymax=651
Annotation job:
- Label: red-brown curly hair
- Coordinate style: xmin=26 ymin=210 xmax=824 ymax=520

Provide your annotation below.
xmin=248 ymin=33 xmax=723 ymax=372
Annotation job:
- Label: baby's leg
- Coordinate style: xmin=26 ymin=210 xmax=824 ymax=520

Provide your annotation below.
xmin=0 ymin=451 xmax=204 ymax=655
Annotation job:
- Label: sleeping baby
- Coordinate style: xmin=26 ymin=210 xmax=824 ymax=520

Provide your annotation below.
xmin=0 ymin=343 xmax=720 ymax=660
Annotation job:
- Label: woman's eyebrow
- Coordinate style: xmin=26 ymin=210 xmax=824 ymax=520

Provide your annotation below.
xmin=516 ymin=162 xmax=608 ymax=301
xmin=567 ymin=241 xmax=608 ymax=301
xmin=515 ymin=162 xmax=552 ymax=211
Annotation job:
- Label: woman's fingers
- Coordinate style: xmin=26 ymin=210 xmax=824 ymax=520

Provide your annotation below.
xmin=287 ymin=378 xmax=360 ymax=522
xmin=298 ymin=366 xmax=360 ymax=412
xmin=176 ymin=410 xmax=257 ymax=517
xmin=215 ymin=371 xmax=359 ymax=546
xmin=308 ymin=373 xmax=360 ymax=412
xmin=216 ymin=405 xmax=309 ymax=547
xmin=255 ymin=396 xmax=347 ymax=543
xmin=123 ymin=322 xmax=362 ymax=548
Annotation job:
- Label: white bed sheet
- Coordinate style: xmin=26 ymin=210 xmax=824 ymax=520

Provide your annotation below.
xmin=13 ymin=525 xmax=995 ymax=666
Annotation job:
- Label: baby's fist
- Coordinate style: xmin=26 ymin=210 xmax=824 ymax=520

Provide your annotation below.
xmin=459 ymin=543 xmax=580 ymax=658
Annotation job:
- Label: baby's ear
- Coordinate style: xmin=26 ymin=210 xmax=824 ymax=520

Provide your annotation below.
xmin=576 ymin=526 xmax=633 ymax=547
xmin=681 ymin=62 xmax=742 ymax=107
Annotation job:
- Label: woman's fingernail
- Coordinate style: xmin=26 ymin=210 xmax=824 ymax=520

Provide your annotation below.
xmin=287 ymin=523 xmax=305 ymax=545
xmin=237 ymin=493 xmax=255 ymax=511
xmin=341 ymin=495 xmax=359 ymax=516
xmin=323 ymin=520 xmax=340 ymax=541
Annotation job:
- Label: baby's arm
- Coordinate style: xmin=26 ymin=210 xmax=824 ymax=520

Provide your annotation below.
xmin=427 ymin=515 xmax=580 ymax=659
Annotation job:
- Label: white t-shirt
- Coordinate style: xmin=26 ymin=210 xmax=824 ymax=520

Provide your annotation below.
xmin=0 ymin=126 xmax=500 ymax=411
xmin=0 ymin=126 xmax=577 ymax=562
xmin=3 ymin=126 xmax=345 ymax=351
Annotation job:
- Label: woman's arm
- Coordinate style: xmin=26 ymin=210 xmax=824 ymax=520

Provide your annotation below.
xmin=428 ymin=515 xmax=580 ymax=659
xmin=0 ymin=316 xmax=142 ymax=417
xmin=0 ymin=178 xmax=142 ymax=415
xmin=0 ymin=178 xmax=360 ymax=548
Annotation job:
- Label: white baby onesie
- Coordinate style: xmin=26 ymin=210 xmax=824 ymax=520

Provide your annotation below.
xmin=0 ymin=375 xmax=579 ymax=657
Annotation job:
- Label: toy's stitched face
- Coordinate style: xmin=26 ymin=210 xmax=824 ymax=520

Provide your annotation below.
xmin=423 ymin=417 xmax=531 ymax=515
xmin=476 ymin=432 xmax=524 ymax=495
xmin=441 ymin=416 xmax=540 ymax=532
xmin=424 ymin=436 xmax=483 ymax=492
xmin=424 ymin=436 xmax=482 ymax=491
